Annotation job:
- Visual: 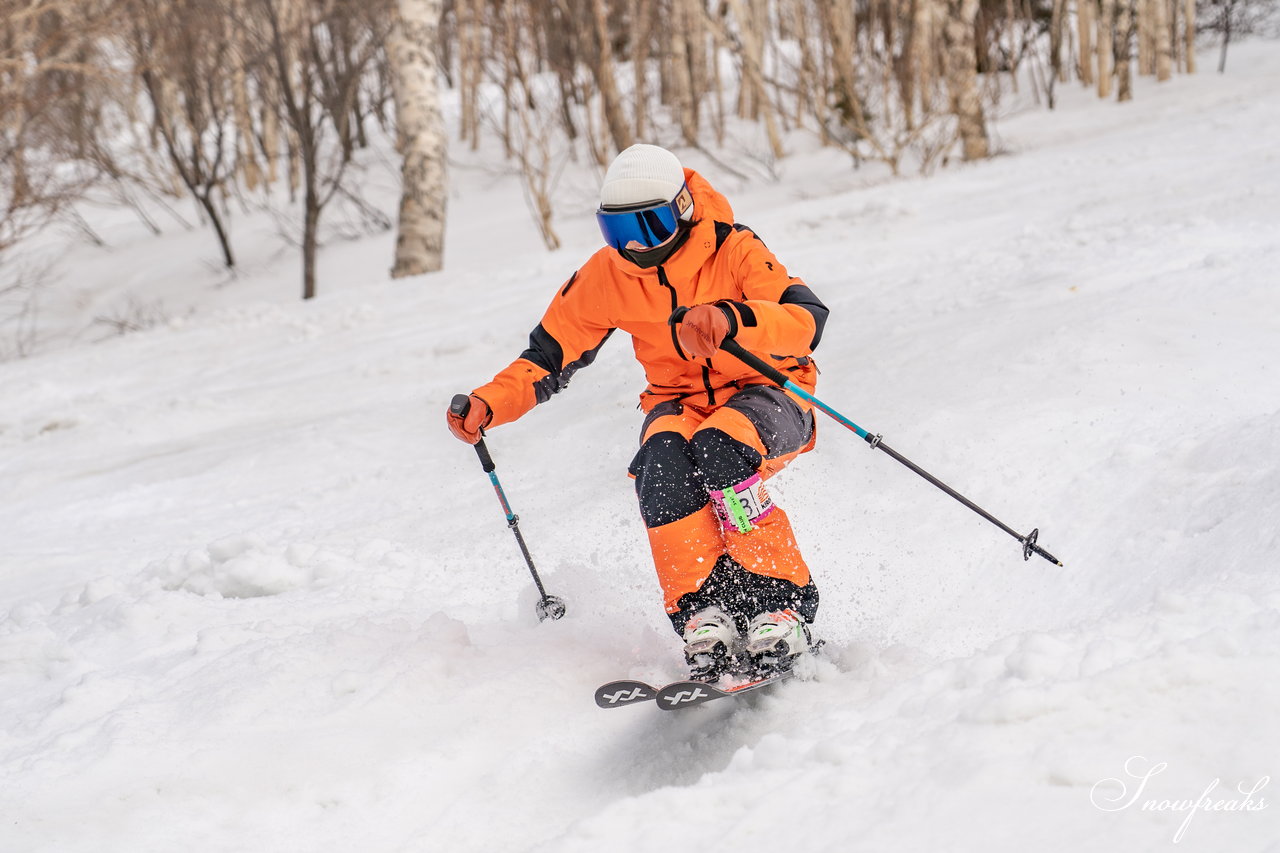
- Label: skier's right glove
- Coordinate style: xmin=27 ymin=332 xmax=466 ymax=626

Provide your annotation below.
xmin=447 ymin=394 xmax=492 ymax=444
xmin=671 ymin=303 xmax=733 ymax=359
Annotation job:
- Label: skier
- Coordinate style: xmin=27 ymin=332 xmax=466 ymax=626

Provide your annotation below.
xmin=447 ymin=144 xmax=829 ymax=683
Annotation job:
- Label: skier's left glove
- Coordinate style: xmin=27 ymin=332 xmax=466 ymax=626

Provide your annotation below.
xmin=447 ymin=394 xmax=492 ymax=444
xmin=671 ymin=303 xmax=734 ymax=359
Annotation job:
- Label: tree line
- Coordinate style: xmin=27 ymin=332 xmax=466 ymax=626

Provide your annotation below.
xmin=0 ymin=0 xmax=1270 ymax=331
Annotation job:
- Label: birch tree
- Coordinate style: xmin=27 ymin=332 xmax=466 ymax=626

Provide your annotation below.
xmin=942 ymin=0 xmax=990 ymax=160
xmin=388 ymin=0 xmax=447 ymax=278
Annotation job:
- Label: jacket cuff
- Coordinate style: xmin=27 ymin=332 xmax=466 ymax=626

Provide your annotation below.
xmin=715 ymin=300 xmax=756 ymax=338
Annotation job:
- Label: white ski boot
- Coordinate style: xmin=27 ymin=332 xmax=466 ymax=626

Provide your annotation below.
xmin=745 ymin=609 xmax=812 ymax=676
xmin=682 ymin=605 xmax=740 ymax=683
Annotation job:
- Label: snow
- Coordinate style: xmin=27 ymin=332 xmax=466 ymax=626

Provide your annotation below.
xmin=3 ymin=41 xmax=1280 ymax=853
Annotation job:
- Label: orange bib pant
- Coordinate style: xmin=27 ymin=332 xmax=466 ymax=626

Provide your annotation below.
xmin=628 ymin=385 xmax=820 ymax=632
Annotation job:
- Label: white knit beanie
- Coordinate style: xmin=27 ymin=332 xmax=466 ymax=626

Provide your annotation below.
xmin=599 ymin=144 xmax=688 ymax=211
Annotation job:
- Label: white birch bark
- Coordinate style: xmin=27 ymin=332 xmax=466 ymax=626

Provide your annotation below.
xmin=942 ymin=0 xmax=990 ymax=160
xmin=389 ymin=0 xmax=447 ymax=278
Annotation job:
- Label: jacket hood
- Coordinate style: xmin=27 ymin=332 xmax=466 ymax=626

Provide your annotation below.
xmin=603 ymin=168 xmax=734 ymax=282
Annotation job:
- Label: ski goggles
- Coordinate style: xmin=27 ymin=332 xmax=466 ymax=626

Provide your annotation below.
xmin=596 ymin=185 xmax=693 ymax=251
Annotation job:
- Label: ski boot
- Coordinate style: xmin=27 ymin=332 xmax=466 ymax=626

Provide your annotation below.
xmin=744 ymin=608 xmax=812 ymax=677
xmin=682 ymin=606 xmax=741 ymax=683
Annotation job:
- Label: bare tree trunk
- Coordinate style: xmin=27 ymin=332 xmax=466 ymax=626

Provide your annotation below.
xmin=1217 ymin=0 xmax=1235 ymax=73
xmin=1051 ymin=0 xmax=1068 ymax=82
xmin=457 ymin=0 xmax=483 ymax=149
xmin=725 ymin=0 xmax=784 ymax=159
xmin=897 ymin=2 xmax=916 ymax=127
xmin=589 ymin=0 xmax=632 ymax=151
xmin=826 ymin=0 xmax=863 ymax=133
xmin=669 ymin=0 xmax=699 ymax=145
xmin=1078 ymin=0 xmax=1096 ymax=85
xmin=706 ymin=10 xmax=726 ymax=146
xmin=302 ymin=152 xmax=320 ymax=300
xmin=126 ymin=0 xmax=241 ymax=269
xmin=232 ymin=63 xmax=261 ymax=192
xmin=1098 ymin=0 xmax=1115 ymax=97
xmin=914 ymin=0 xmax=939 ymax=115
xmin=632 ymin=0 xmax=651 ymax=140
xmin=1184 ymin=0 xmax=1196 ymax=73
xmin=731 ymin=0 xmax=755 ymax=118
xmin=790 ymin=0 xmax=815 ymax=129
xmin=1115 ymin=0 xmax=1134 ymax=100
xmin=1154 ymin=0 xmax=1172 ymax=80
xmin=783 ymin=0 xmax=803 ymax=128
xmin=248 ymin=0 xmax=383 ymax=300
xmin=198 ymin=191 xmax=236 ymax=268
xmin=1138 ymin=0 xmax=1154 ymax=75
xmin=389 ymin=0 xmax=447 ymax=278
xmin=942 ymin=0 xmax=989 ymax=160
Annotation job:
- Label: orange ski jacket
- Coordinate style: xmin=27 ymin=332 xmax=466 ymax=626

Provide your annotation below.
xmin=472 ymin=168 xmax=828 ymax=426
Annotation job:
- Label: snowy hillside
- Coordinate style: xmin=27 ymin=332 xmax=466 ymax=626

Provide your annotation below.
xmin=3 ymin=41 xmax=1280 ymax=853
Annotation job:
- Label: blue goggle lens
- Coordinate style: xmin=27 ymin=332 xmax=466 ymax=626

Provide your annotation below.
xmin=596 ymin=198 xmax=681 ymax=251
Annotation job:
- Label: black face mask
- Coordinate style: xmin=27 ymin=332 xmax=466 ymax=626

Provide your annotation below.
xmin=620 ymin=221 xmax=693 ymax=269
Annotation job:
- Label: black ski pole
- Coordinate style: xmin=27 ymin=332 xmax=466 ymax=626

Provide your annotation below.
xmin=719 ymin=340 xmax=1063 ymax=567
xmin=450 ymin=394 xmax=567 ymax=621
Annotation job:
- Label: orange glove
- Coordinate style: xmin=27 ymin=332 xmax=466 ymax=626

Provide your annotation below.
xmin=447 ymin=394 xmax=492 ymax=444
xmin=673 ymin=303 xmax=732 ymax=359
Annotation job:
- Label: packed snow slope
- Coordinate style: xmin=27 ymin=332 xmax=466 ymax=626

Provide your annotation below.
xmin=3 ymin=42 xmax=1280 ymax=853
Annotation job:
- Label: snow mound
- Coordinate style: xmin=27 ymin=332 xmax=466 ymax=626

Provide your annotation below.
xmin=147 ymin=535 xmax=356 ymax=599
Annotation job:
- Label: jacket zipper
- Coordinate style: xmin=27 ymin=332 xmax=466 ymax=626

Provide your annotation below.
xmin=657 ymin=265 xmax=716 ymax=404
xmin=655 ymin=266 xmax=688 ymax=361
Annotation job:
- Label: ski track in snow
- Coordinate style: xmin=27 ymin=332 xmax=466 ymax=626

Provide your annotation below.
xmin=3 ymin=41 xmax=1280 ymax=853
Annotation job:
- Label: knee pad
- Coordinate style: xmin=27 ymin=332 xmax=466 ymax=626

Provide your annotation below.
xmin=630 ymin=432 xmax=707 ymax=527
xmin=689 ymin=427 xmax=760 ymax=489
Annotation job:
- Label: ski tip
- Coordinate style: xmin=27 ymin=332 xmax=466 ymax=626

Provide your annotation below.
xmin=594 ymin=680 xmax=658 ymax=709
xmin=655 ymin=681 xmax=724 ymax=710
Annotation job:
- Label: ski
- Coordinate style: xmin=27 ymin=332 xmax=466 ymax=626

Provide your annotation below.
xmin=594 ymin=672 xmax=794 ymax=710
xmin=654 ymin=671 xmax=793 ymax=710
xmin=594 ymin=679 xmax=660 ymax=709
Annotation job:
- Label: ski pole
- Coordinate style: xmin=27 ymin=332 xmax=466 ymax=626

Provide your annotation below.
xmin=719 ymin=340 xmax=1063 ymax=567
xmin=450 ymin=394 xmax=567 ymax=621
